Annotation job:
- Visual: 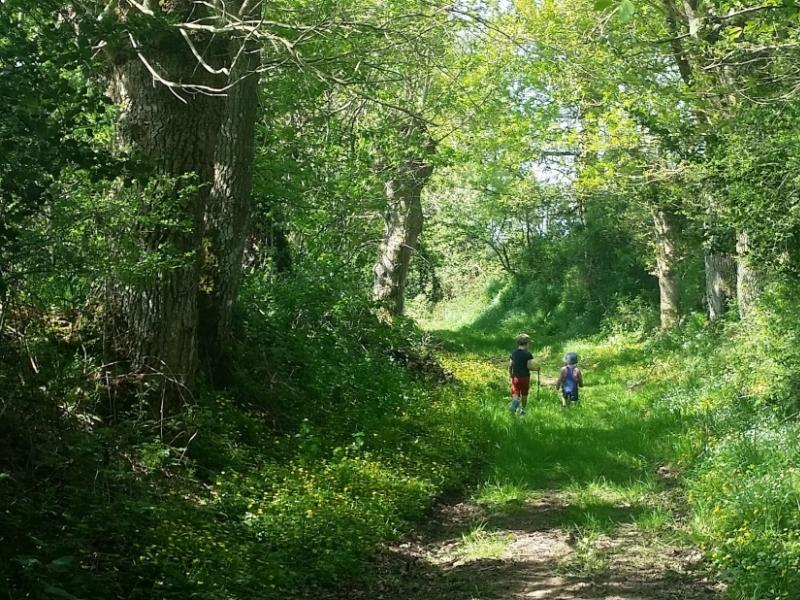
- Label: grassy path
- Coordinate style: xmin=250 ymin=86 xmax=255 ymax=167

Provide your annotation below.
xmin=330 ymin=330 xmax=722 ymax=599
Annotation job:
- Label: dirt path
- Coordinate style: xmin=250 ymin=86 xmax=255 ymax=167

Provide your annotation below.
xmin=326 ymin=488 xmax=721 ymax=600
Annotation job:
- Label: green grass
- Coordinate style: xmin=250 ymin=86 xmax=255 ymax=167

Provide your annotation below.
xmin=7 ymin=274 xmax=799 ymax=600
xmin=448 ymin=523 xmax=514 ymax=561
xmin=560 ymin=523 xmax=611 ymax=576
xmin=420 ymin=291 xmax=692 ymax=565
xmin=423 ymin=279 xmax=800 ymax=600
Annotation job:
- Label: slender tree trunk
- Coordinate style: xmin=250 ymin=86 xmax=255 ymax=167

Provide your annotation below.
xmin=652 ymin=207 xmax=680 ymax=329
xmin=736 ymin=230 xmax=761 ymax=319
xmin=488 ymin=240 xmax=516 ymax=276
xmin=108 ymin=48 xmax=224 ymax=387
xmin=373 ymin=123 xmax=436 ymax=317
xmin=705 ymin=250 xmax=735 ymax=321
xmin=198 ymin=27 xmax=260 ymax=381
xmin=373 ymin=162 xmax=432 ymax=317
xmin=373 ymin=121 xmax=436 ymax=317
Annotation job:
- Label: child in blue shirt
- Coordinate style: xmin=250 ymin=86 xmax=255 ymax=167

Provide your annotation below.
xmin=555 ymin=352 xmax=583 ymax=407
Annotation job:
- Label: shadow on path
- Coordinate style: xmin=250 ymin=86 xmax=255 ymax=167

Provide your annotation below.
xmin=322 ymin=490 xmax=719 ymax=600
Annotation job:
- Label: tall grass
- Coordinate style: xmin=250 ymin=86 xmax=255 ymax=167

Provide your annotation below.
xmin=0 ymin=277 xmax=490 ymax=600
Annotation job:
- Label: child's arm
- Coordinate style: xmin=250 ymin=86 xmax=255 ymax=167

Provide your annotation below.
xmin=508 ymin=358 xmax=514 ymax=378
xmin=555 ymin=366 xmax=565 ymax=389
xmin=576 ymin=368 xmax=584 ymax=387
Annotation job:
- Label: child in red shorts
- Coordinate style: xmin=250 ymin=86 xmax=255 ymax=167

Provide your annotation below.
xmin=509 ymin=334 xmax=540 ymax=416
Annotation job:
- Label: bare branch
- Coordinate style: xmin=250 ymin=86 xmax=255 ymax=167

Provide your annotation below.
xmin=180 ymin=28 xmax=231 ymax=75
xmin=127 ymin=0 xmax=155 ymax=16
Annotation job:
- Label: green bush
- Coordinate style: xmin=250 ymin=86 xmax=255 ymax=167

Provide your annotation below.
xmin=643 ymin=283 xmax=800 ymax=599
xmin=688 ymin=423 xmax=800 ymax=599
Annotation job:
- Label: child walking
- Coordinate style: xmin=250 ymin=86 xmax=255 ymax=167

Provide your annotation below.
xmin=556 ymin=352 xmax=583 ymax=407
xmin=509 ymin=334 xmax=540 ymax=416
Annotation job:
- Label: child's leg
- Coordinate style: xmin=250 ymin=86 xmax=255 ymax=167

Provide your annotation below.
xmin=561 ymin=392 xmax=568 ymax=407
xmin=520 ymin=394 xmax=528 ymax=410
xmin=510 ymin=394 xmax=520 ymax=414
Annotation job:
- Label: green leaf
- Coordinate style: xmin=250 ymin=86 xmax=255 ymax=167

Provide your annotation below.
xmin=594 ymin=0 xmax=614 ymax=10
xmin=618 ymin=0 xmax=635 ymax=21
xmin=47 ymin=556 xmax=77 ymax=573
xmin=44 ymin=586 xmax=84 ymax=600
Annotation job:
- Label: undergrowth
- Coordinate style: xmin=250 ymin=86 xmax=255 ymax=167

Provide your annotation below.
xmin=0 ymin=275 xmax=488 ymax=600
xmin=654 ymin=292 xmax=800 ymax=600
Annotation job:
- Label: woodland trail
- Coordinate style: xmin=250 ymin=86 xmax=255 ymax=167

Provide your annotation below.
xmin=327 ymin=333 xmax=724 ymax=600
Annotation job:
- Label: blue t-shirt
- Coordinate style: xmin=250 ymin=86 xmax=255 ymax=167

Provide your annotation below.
xmin=510 ymin=349 xmax=533 ymax=378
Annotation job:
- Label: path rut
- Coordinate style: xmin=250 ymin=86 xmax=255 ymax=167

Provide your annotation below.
xmin=326 ymin=488 xmax=722 ymax=600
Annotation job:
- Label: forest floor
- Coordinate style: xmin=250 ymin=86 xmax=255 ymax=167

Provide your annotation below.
xmin=325 ymin=328 xmax=725 ymax=600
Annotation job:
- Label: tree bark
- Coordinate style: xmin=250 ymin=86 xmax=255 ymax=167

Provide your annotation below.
xmin=736 ymin=230 xmax=761 ymax=319
xmin=108 ymin=45 xmax=224 ymax=387
xmin=652 ymin=207 xmax=680 ymax=329
xmin=373 ymin=129 xmax=435 ymax=317
xmin=704 ymin=250 xmax=735 ymax=321
xmin=198 ymin=21 xmax=260 ymax=382
xmin=373 ymin=171 xmax=430 ymax=317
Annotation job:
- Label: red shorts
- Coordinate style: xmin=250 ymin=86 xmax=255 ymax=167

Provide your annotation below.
xmin=511 ymin=376 xmax=530 ymax=396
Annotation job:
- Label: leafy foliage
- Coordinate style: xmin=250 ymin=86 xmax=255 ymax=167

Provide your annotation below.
xmin=5 ymin=0 xmax=800 ymax=598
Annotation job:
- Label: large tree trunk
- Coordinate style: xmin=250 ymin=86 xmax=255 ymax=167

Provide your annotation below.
xmin=198 ymin=24 xmax=260 ymax=382
xmin=108 ymin=47 xmax=224 ymax=387
xmin=105 ymin=1 xmax=269 ymax=390
xmin=373 ymin=125 xmax=435 ymax=317
xmin=652 ymin=207 xmax=680 ymax=329
xmin=705 ymin=250 xmax=736 ymax=321
xmin=736 ymin=230 xmax=761 ymax=319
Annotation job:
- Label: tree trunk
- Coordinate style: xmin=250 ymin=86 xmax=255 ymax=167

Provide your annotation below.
xmin=705 ymin=251 xmax=735 ymax=321
xmin=373 ymin=131 xmax=434 ymax=317
xmin=373 ymin=171 xmax=430 ymax=317
xmin=736 ymin=230 xmax=761 ymax=319
xmin=108 ymin=48 xmax=224 ymax=387
xmin=652 ymin=207 xmax=680 ymax=329
xmin=198 ymin=26 xmax=260 ymax=381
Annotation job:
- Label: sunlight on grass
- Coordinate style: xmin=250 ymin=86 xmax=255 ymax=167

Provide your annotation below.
xmin=633 ymin=507 xmax=673 ymax=534
xmin=559 ymin=520 xmax=611 ymax=577
xmin=473 ymin=481 xmax=528 ymax=506
xmin=417 ymin=284 xmax=701 ymax=583
xmin=565 ymin=477 xmax=657 ymax=507
xmin=445 ymin=522 xmax=514 ymax=562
